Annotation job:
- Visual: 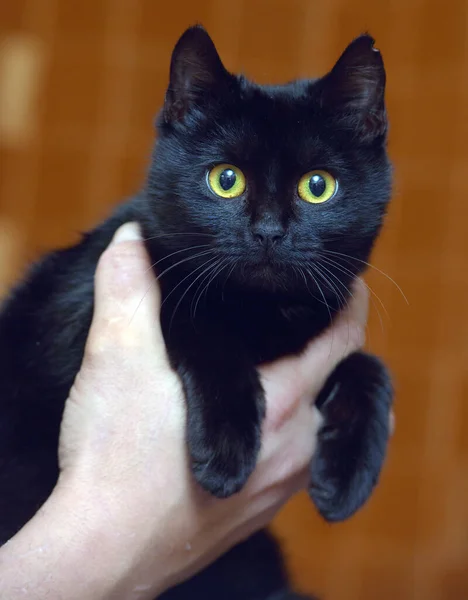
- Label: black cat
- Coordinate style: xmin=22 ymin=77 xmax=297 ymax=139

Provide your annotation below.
xmin=0 ymin=26 xmax=393 ymax=599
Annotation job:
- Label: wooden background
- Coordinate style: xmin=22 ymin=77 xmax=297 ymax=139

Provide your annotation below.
xmin=1 ymin=1 xmax=467 ymax=598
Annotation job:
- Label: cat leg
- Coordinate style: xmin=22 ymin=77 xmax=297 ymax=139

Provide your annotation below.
xmin=309 ymin=351 xmax=393 ymax=522
xmin=168 ymin=327 xmax=264 ymax=498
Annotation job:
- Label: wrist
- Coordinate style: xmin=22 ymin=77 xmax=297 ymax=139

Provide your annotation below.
xmin=0 ymin=479 xmax=169 ymax=600
xmin=51 ymin=477 xmax=173 ymax=599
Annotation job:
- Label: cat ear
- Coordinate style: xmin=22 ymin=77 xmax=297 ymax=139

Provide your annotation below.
xmin=164 ymin=25 xmax=230 ymax=122
xmin=318 ymin=35 xmax=387 ymax=141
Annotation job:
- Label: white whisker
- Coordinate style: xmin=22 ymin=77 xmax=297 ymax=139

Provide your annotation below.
xmin=321 ymin=249 xmax=409 ymax=305
xmin=168 ymin=257 xmax=224 ymax=333
xmin=318 ymin=254 xmax=387 ymax=333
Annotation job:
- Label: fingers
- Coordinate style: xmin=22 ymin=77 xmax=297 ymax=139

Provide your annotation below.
xmin=85 ymin=223 xmax=168 ymax=364
xmin=260 ymin=280 xmax=369 ymax=431
xmin=296 ymin=278 xmax=368 ymax=390
xmin=389 ymin=409 xmax=396 ymax=436
xmin=302 ymin=277 xmax=368 ymax=374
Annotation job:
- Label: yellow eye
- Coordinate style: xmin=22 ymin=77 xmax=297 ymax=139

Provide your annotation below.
xmin=208 ymin=164 xmax=246 ymax=198
xmin=298 ymin=170 xmax=337 ymax=204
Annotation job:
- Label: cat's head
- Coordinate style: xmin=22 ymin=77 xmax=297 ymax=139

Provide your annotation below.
xmin=146 ymin=25 xmax=392 ymax=303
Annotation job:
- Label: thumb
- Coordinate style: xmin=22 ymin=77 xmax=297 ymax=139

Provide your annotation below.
xmin=85 ymin=222 xmax=167 ymax=363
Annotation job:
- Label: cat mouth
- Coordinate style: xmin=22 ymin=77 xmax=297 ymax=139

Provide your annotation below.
xmin=249 ymin=243 xmax=286 ymax=263
xmin=241 ymin=256 xmax=290 ymax=280
xmin=244 ymin=253 xmax=281 ymax=271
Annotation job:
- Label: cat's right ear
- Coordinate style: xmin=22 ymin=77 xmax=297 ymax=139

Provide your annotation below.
xmin=317 ymin=34 xmax=387 ymax=142
xmin=163 ymin=25 xmax=231 ymax=123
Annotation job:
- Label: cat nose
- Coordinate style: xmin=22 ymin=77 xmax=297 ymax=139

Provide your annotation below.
xmin=251 ymin=224 xmax=286 ymax=246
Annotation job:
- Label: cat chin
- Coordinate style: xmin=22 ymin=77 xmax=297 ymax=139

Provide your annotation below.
xmin=229 ymin=262 xmax=299 ymax=294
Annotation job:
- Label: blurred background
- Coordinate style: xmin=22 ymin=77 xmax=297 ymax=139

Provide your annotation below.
xmin=1 ymin=1 xmax=467 ymax=598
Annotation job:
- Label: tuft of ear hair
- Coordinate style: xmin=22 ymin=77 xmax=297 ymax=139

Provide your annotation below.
xmin=163 ymin=25 xmax=230 ymax=123
xmin=318 ymin=34 xmax=387 ymax=141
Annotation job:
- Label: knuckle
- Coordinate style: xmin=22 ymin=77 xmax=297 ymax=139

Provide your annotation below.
xmin=95 ymin=243 xmax=155 ymax=316
xmin=84 ymin=317 xmax=139 ymax=359
xmin=98 ymin=242 xmax=149 ymax=286
xmin=335 ymin=319 xmax=366 ymax=352
xmin=83 ymin=331 xmax=118 ymax=365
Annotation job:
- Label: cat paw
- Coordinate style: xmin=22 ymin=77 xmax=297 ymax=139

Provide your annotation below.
xmin=190 ymin=424 xmax=261 ymax=498
xmin=309 ymin=351 xmax=393 ymax=522
xmin=176 ymin=349 xmax=265 ymax=499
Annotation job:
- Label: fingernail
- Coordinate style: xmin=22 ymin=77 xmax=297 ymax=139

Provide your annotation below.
xmin=111 ymin=222 xmax=142 ymax=244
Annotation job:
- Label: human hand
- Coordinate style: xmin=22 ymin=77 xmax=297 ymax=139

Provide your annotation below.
xmin=56 ymin=222 xmax=373 ymax=598
xmin=1 ymin=222 xmax=374 ymax=600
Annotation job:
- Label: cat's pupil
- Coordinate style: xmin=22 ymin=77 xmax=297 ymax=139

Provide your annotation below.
xmin=309 ymin=174 xmax=326 ymax=197
xmin=219 ymin=169 xmax=236 ymax=191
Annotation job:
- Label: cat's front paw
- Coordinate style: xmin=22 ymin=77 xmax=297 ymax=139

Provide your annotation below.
xmin=173 ymin=340 xmax=265 ymax=499
xmin=190 ymin=420 xmax=261 ymax=498
xmin=309 ymin=351 xmax=393 ymax=522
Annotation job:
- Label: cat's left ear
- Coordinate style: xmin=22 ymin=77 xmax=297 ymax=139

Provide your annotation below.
xmin=317 ymin=35 xmax=387 ymax=142
xmin=163 ymin=25 xmax=231 ymax=123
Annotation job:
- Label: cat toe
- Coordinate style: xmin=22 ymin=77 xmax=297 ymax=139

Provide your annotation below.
xmin=190 ymin=431 xmax=260 ymax=498
xmin=192 ymin=459 xmax=253 ymax=498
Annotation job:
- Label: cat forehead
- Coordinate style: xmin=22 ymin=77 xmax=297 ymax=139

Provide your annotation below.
xmin=196 ymin=113 xmax=340 ymax=172
xmin=201 ymin=79 xmax=334 ymax=160
xmin=236 ymin=77 xmax=319 ymax=115
xmin=239 ymin=75 xmax=316 ymax=99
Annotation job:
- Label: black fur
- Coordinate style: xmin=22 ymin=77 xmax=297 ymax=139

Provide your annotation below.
xmin=0 ymin=25 xmax=393 ymax=599
xmin=162 ymin=531 xmax=316 ymax=600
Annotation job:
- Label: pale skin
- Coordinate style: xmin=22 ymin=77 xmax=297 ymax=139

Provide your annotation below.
xmin=0 ymin=223 xmax=391 ymax=600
